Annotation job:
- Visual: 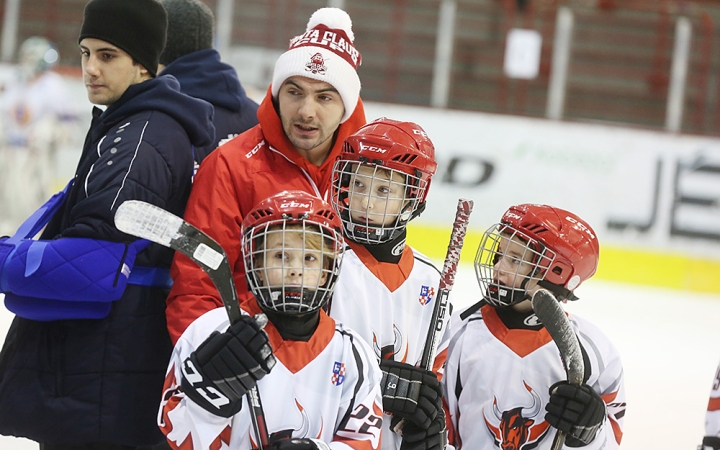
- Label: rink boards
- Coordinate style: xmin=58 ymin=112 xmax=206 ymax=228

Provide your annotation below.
xmin=3 ymin=65 xmax=718 ymax=294
xmin=362 ymin=103 xmax=720 ymax=294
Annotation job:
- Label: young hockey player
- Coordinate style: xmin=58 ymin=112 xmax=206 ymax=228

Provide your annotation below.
xmin=442 ymin=204 xmax=626 ymax=450
xmin=699 ymin=358 xmax=720 ymax=449
xmin=328 ymin=118 xmax=447 ymax=450
xmin=159 ymin=190 xmax=383 ymax=450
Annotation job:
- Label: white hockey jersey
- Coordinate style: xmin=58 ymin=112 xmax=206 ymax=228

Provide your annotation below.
xmin=328 ymin=243 xmax=451 ymax=450
xmin=442 ymin=304 xmax=626 ymax=450
xmin=704 ymin=358 xmax=720 ymax=438
xmin=159 ymin=302 xmax=383 ymax=450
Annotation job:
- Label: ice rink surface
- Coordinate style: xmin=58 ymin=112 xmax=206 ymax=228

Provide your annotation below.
xmin=0 ymin=264 xmax=718 ymax=449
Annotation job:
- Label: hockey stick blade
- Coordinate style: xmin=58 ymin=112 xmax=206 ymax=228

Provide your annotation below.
xmin=114 ymin=200 xmax=269 ymax=448
xmin=115 ymin=200 xmax=241 ymax=323
xmin=419 ymin=198 xmax=473 ymax=370
xmin=531 ymin=289 xmax=584 ymax=450
xmin=531 ymin=289 xmax=584 ymax=383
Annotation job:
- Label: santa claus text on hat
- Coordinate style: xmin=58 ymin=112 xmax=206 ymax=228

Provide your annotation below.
xmin=272 ymin=7 xmax=362 ymax=123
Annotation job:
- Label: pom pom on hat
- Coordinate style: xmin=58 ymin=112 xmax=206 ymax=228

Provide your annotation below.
xmin=306 ymin=7 xmax=354 ymax=42
xmin=271 ymin=7 xmax=362 ymax=123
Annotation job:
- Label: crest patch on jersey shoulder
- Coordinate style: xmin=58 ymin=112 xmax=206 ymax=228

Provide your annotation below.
xmin=332 ymin=361 xmax=346 ymax=386
xmin=419 ymin=285 xmax=435 ymax=306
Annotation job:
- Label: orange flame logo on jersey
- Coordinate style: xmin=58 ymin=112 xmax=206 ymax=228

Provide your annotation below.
xmin=483 ymin=381 xmax=550 ymax=450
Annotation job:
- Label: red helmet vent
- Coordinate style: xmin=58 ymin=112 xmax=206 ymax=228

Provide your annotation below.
xmin=392 ymin=153 xmax=418 ymax=165
xmin=522 ymin=223 xmax=548 ymax=234
xmin=250 ymin=208 xmax=274 ymax=221
xmin=342 ymin=142 xmax=356 ymax=154
xmin=317 ymin=208 xmax=337 ymax=222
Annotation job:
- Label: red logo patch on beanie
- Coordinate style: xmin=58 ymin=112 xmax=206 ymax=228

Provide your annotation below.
xmin=305 ymin=52 xmax=327 ymax=75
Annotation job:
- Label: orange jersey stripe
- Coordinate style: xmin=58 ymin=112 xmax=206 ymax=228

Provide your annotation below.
xmin=432 ymin=347 xmax=448 ymax=378
xmin=349 ymin=241 xmax=414 ymax=292
xmin=481 ymin=305 xmax=554 ymax=357
xmin=709 ymin=396 xmax=720 ymax=412
xmin=609 ymin=416 xmax=623 ymax=444
xmin=244 ymin=299 xmax=336 ymax=374
xmin=601 ymin=390 xmax=619 ymax=403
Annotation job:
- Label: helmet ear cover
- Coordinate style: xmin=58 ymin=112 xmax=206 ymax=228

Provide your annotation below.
xmin=513 ymin=234 xmax=580 ymax=302
xmin=521 ymin=240 xmax=579 ymax=301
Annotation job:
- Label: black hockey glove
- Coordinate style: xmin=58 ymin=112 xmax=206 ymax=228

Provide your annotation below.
xmin=545 ymin=381 xmax=606 ymax=446
xmin=399 ymin=407 xmax=447 ymax=450
xmin=268 ymin=438 xmax=330 ymax=450
xmin=181 ymin=314 xmax=276 ymax=418
xmin=380 ymin=359 xmax=443 ymax=429
xmin=699 ymin=436 xmax=720 ymax=450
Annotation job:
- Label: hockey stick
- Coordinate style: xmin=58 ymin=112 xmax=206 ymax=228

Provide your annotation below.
xmin=114 ymin=200 xmax=271 ymax=449
xmin=395 ymin=198 xmax=473 ymax=436
xmin=531 ymin=289 xmax=585 ymax=450
xmin=419 ymin=198 xmax=474 ymax=369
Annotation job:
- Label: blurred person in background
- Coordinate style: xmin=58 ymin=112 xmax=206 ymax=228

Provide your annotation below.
xmin=0 ymin=37 xmax=78 ymax=234
xmin=157 ymin=0 xmax=258 ymax=165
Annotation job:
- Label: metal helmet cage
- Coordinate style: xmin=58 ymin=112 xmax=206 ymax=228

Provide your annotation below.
xmin=475 ymin=204 xmax=600 ymax=307
xmin=242 ymin=191 xmax=345 ymax=314
xmin=330 ymin=117 xmax=437 ymax=245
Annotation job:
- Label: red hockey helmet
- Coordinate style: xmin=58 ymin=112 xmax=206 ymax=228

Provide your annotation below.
xmin=475 ymin=204 xmax=599 ymax=307
xmin=242 ymin=191 xmax=345 ymax=314
xmin=330 ymin=117 xmax=438 ymax=245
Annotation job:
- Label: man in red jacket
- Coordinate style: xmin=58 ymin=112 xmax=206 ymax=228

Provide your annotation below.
xmin=165 ymin=6 xmax=366 ymax=343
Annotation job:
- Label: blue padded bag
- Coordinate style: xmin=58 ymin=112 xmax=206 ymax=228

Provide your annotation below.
xmin=0 ymin=183 xmax=71 ymax=272
xmin=0 ymin=181 xmax=162 ymax=321
xmin=1 ymin=237 xmax=149 ymax=301
xmin=1 ymin=237 xmax=151 ymax=321
xmin=4 ymin=295 xmax=116 ymax=321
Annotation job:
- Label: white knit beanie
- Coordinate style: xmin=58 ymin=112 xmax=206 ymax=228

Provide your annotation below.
xmin=271 ymin=7 xmax=362 ymax=123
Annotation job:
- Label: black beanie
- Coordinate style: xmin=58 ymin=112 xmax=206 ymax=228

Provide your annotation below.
xmin=78 ymin=0 xmax=168 ymax=77
xmin=159 ymin=0 xmax=214 ymax=66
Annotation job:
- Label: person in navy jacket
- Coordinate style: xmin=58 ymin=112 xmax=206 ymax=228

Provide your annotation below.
xmin=0 ymin=0 xmax=214 ymax=448
xmin=158 ymin=0 xmax=259 ymax=163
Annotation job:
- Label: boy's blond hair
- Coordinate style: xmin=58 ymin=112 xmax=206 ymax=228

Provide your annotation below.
xmin=253 ymin=223 xmax=338 ymax=273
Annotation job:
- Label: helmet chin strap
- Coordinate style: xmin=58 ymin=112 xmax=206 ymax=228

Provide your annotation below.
xmin=408 ymin=201 xmax=426 ymax=221
xmin=537 ymin=280 xmax=578 ymax=301
xmin=488 ymin=272 xmax=534 ymax=307
xmin=259 ymin=286 xmax=319 ymax=314
xmin=386 ymin=200 xmax=421 ymax=235
xmin=258 ymin=304 xmax=319 ymax=342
